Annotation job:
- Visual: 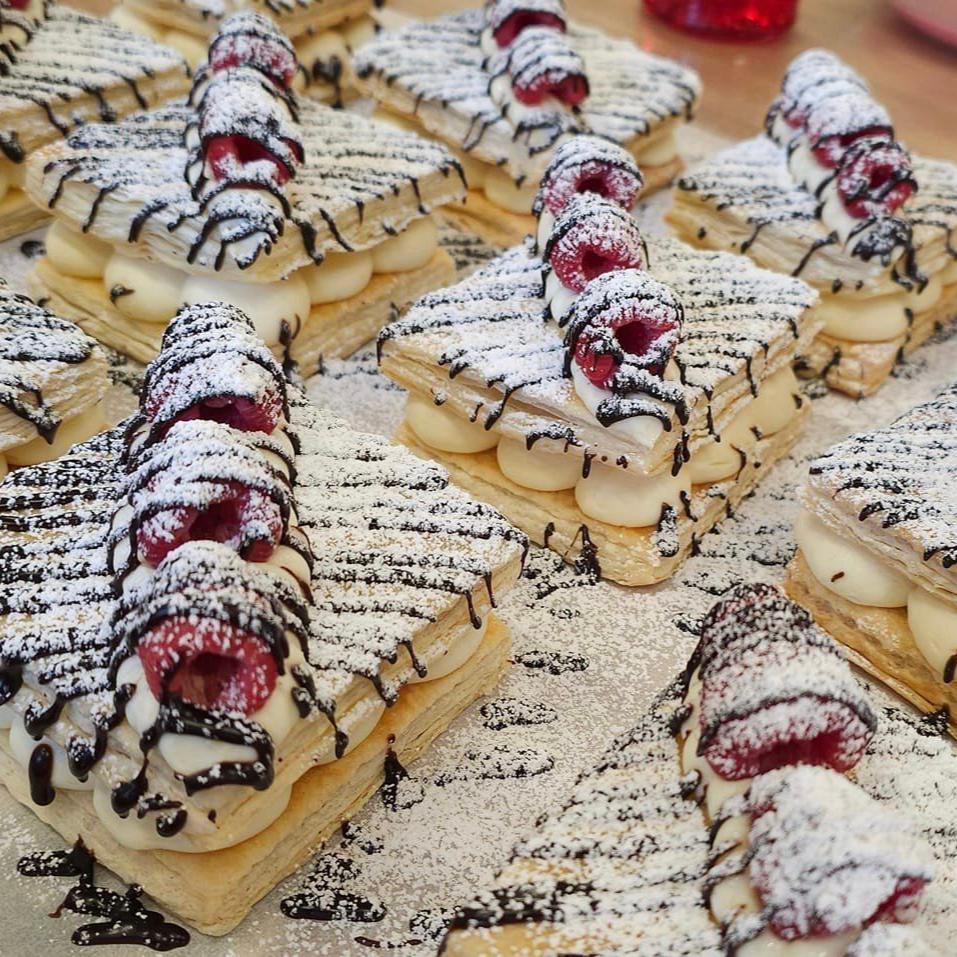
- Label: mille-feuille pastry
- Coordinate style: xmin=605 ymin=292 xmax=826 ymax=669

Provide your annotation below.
xmin=379 ymin=136 xmax=820 ymax=587
xmin=23 ymin=12 xmax=465 ymax=370
xmin=0 ymin=301 xmax=525 ymax=934
xmin=670 ymin=49 xmax=957 ymax=398
xmin=353 ymin=0 xmax=701 ymax=247
xmin=0 ymin=282 xmax=108 ymax=480
xmin=110 ymin=0 xmax=376 ymax=103
xmin=441 ymin=583 xmax=935 ymax=955
xmin=787 ymin=382 xmax=957 ymax=733
xmin=0 ymin=0 xmax=189 ymax=243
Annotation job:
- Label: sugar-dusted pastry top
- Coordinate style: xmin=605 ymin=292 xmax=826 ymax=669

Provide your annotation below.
xmin=0 ymin=283 xmax=105 ymax=450
xmin=442 ymin=683 xmax=723 ymax=955
xmin=26 ymin=94 xmax=465 ymax=280
xmin=0 ymin=5 xmax=188 ymax=161
xmin=0 ymin=361 xmax=524 ymax=833
xmin=674 ymin=136 xmax=957 ymax=293
xmin=354 ymin=9 xmax=700 ymax=181
xmin=124 ymin=0 xmax=371 ymax=34
xmin=380 ymin=235 xmax=817 ymax=469
xmin=806 ymin=381 xmax=957 ymax=594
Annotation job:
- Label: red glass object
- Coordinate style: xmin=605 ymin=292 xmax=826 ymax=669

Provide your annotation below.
xmin=644 ymin=0 xmax=799 ymax=41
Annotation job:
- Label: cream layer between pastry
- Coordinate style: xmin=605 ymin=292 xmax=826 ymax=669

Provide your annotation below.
xmin=786 ymin=382 xmax=957 ymax=726
xmin=111 ymin=0 xmax=376 ymax=103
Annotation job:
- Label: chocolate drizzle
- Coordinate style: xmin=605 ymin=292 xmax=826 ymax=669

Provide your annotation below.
xmin=18 ymin=839 xmax=190 ymax=950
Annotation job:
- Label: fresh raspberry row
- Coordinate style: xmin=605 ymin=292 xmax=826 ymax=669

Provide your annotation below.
xmin=484 ymin=0 xmax=587 ymax=108
xmin=687 ymin=585 xmax=931 ymax=949
xmin=766 ymin=50 xmax=917 ymax=231
xmin=186 ymin=13 xmax=304 ymax=197
xmin=532 ymin=136 xmax=682 ymax=394
xmin=113 ymin=303 xmax=306 ymax=718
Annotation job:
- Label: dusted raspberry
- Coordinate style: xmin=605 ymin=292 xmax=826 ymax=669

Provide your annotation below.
xmin=137 ymin=478 xmax=284 ymax=567
xmin=836 ymin=139 xmax=917 ymax=218
xmin=205 ymin=133 xmax=301 ymax=188
xmin=731 ymin=766 xmax=933 ymax=942
xmin=545 ymin=194 xmax=646 ymax=294
xmin=486 ymin=0 xmax=567 ymax=48
xmin=138 ymin=302 xmax=288 ymax=444
xmin=535 ymin=135 xmax=644 ymax=218
xmin=505 ymin=27 xmax=589 ymax=108
xmin=695 ymin=584 xmax=876 ymax=780
xmin=564 ymin=269 xmax=682 ymax=390
xmin=208 ymin=12 xmax=298 ymax=89
xmin=139 ymin=617 xmax=279 ymax=715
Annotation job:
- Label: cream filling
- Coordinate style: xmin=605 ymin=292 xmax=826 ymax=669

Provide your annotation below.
xmin=570 ymin=362 xmax=680 ymax=450
xmin=8 ymin=717 xmax=94 ymax=792
xmin=688 ymin=367 xmax=800 ymax=486
xmin=544 ymin=270 xmax=578 ymax=325
xmin=91 ymin=778 xmax=291 ymax=852
xmin=798 ymin=508 xmax=957 ymax=682
xmin=44 ymin=217 xmax=440 ymax=345
xmin=406 ymin=395 xmax=500 ymax=454
xmin=796 ymin=511 xmax=910 ymax=607
xmin=406 ymin=616 xmax=488 ymax=684
xmin=406 ymin=367 xmax=802 ymax=529
xmin=496 ymin=436 xmax=581 ymax=492
xmin=5 ymin=403 xmax=106 ymax=468
xmin=815 ymin=274 xmax=945 ymax=343
xmin=574 ymin=460 xmax=690 ymax=528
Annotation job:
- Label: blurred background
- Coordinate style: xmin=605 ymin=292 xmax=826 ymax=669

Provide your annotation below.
xmin=70 ymin=0 xmax=957 ymax=155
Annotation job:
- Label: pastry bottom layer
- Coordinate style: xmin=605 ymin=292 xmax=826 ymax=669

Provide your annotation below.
xmin=0 ymin=616 xmax=510 ymax=936
xmin=396 ymin=405 xmax=807 ymax=587
xmin=785 ymin=551 xmax=957 ymax=735
xmin=439 ymin=157 xmax=684 ymax=249
xmin=29 ymin=250 xmax=455 ymax=371
xmin=796 ymin=281 xmax=957 ymax=397
xmin=0 ymin=187 xmax=48 ymax=243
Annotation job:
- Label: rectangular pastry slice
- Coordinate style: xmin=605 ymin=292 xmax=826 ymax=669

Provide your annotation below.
xmin=0 ymin=301 xmax=525 ymax=935
xmin=24 ymin=13 xmax=467 ymax=372
xmin=670 ymin=49 xmax=957 ymax=397
xmin=786 ymin=383 xmax=957 ymax=732
xmin=110 ymin=0 xmax=376 ymax=103
xmin=379 ymin=137 xmax=820 ymax=586
xmin=0 ymin=1 xmax=190 ymax=242
xmin=354 ymin=0 xmax=700 ymax=247
xmin=0 ymin=281 xmax=108 ymax=478
xmin=441 ymin=584 xmax=937 ymax=956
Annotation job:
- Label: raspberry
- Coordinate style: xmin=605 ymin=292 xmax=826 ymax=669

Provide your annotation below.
xmin=538 ymin=137 xmax=643 ymax=217
xmin=138 ymin=617 xmax=278 ymax=715
xmin=210 ymin=36 xmax=298 ymax=89
xmin=493 ymin=11 xmax=566 ymax=47
xmin=696 ymin=584 xmax=876 ymax=781
xmin=514 ymin=72 xmax=588 ymax=108
xmin=810 ymin=125 xmax=892 ymax=168
xmin=836 ymin=139 xmax=917 ymax=218
xmin=546 ymin=195 xmax=646 ymax=294
xmin=143 ymin=378 xmax=283 ymax=436
xmin=205 ymin=134 xmax=299 ymax=187
xmin=564 ymin=269 xmax=682 ymax=390
xmin=137 ymin=479 xmax=283 ymax=567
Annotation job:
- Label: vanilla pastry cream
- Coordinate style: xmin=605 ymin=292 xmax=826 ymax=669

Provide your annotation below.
xmin=403 ymin=369 xmax=802 ymax=530
xmin=44 ymin=217 xmax=441 ymax=348
xmin=796 ymin=509 xmax=957 ymax=682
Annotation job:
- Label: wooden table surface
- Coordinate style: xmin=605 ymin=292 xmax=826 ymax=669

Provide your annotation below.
xmin=71 ymin=0 xmax=957 ymax=157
